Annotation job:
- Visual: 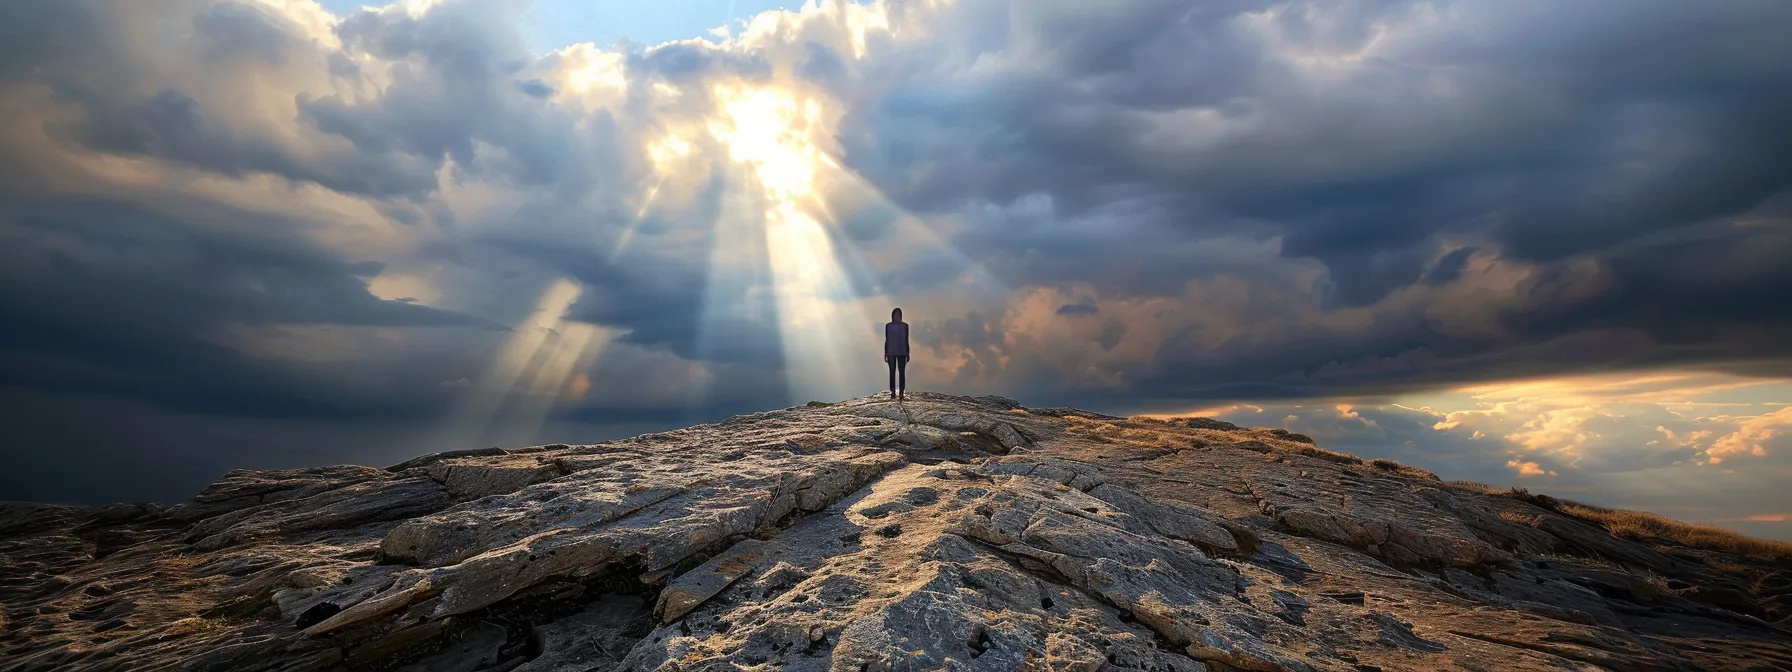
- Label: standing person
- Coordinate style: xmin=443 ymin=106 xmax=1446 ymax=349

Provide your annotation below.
xmin=884 ymin=308 xmax=910 ymax=401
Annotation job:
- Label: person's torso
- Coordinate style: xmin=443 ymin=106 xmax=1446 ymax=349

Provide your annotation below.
xmin=885 ymin=321 xmax=909 ymax=356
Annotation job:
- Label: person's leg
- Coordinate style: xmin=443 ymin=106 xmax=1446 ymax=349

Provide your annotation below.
xmin=887 ymin=357 xmax=897 ymax=397
xmin=897 ymin=356 xmax=908 ymax=398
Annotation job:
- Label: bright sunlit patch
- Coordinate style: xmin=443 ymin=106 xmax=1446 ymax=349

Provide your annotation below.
xmin=652 ymin=81 xmax=684 ymax=101
xmin=565 ymin=47 xmax=628 ymax=93
xmin=400 ymin=0 xmax=438 ymax=18
xmin=709 ymin=85 xmax=824 ymax=200
xmin=843 ymin=1 xmax=893 ymax=59
xmin=548 ymin=44 xmax=630 ymax=112
xmin=649 ymin=133 xmax=694 ymax=170
xmin=367 ymin=271 xmax=440 ymax=305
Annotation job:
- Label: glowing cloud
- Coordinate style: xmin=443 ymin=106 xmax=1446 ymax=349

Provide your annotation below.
xmin=1506 ymin=459 xmax=1557 ymax=477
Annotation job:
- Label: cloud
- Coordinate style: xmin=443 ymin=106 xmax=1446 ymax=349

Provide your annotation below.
xmin=1505 ymin=460 xmax=1556 ymax=478
xmin=1183 ymin=372 xmax=1792 ymax=538
xmin=1707 ymin=405 xmax=1792 ymax=464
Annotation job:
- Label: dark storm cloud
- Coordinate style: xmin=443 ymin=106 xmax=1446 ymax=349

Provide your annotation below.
xmin=1123 ymin=222 xmax=1792 ymax=404
xmin=849 ymin=0 xmax=1792 ymax=281
xmin=47 ymin=82 xmax=444 ymax=198
xmin=848 ymin=0 xmax=1792 ymax=403
xmin=0 ymin=199 xmax=493 ymax=419
xmin=1420 ymin=247 xmax=1477 ymax=287
xmin=1502 ymin=220 xmax=1792 ymax=361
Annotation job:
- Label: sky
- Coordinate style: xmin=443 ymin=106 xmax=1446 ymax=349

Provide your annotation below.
xmin=1 ymin=0 xmax=1790 ymax=540
xmin=313 ymin=0 xmax=808 ymax=54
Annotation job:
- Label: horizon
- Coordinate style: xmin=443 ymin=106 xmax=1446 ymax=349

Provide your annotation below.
xmin=2 ymin=0 xmax=1790 ymax=542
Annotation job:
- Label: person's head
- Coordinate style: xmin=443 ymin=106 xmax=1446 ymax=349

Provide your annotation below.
xmin=891 ymin=307 xmax=903 ymax=322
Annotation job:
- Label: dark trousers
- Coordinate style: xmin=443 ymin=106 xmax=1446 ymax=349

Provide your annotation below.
xmin=887 ymin=355 xmax=908 ymax=395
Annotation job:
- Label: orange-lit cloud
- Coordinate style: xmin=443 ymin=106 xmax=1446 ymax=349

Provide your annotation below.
xmin=1737 ymin=513 xmax=1792 ymax=523
xmin=1505 ymin=459 xmax=1557 ymax=477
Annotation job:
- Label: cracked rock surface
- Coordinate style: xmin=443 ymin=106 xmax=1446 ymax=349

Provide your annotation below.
xmin=3 ymin=393 xmax=1790 ymax=671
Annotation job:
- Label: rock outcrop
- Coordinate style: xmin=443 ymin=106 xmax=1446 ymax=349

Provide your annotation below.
xmin=3 ymin=393 xmax=1790 ymax=671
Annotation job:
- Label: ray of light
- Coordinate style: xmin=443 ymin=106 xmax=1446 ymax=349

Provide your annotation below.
xmin=819 ymin=158 xmax=1010 ymax=299
xmin=703 ymin=84 xmax=879 ymax=403
xmin=498 ymin=322 xmax=612 ymax=446
xmin=609 ymin=178 xmax=664 ymax=262
xmin=688 ymin=165 xmax=781 ymax=410
xmin=764 ymin=201 xmax=867 ymax=402
xmin=438 ymin=277 xmax=597 ymax=449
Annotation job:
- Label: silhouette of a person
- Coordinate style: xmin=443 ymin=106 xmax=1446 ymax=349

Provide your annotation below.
xmin=884 ymin=307 xmax=910 ymax=401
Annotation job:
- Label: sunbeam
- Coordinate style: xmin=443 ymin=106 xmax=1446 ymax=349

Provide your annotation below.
xmin=437 ymin=278 xmax=609 ymax=449
xmin=705 ymin=83 xmax=872 ymax=403
xmin=498 ymin=322 xmax=611 ymax=447
xmin=820 ymin=159 xmax=1010 ymax=300
xmin=764 ymin=201 xmax=865 ymax=401
xmin=608 ymin=178 xmax=663 ymax=262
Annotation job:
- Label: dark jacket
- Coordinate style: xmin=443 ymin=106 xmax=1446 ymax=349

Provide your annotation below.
xmin=884 ymin=321 xmax=910 ymax=357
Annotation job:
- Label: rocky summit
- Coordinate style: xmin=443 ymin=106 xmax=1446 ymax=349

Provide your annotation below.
xmin=3 ymin=394 xmax=1791 ymax=672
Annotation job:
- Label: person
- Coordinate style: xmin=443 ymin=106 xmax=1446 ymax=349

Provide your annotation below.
xmin=884 ymin=307 xmax=909 ymax=401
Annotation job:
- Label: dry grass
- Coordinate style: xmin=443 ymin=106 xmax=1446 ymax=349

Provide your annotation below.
xmin=1295 ymin=447 xmax=1366 ymax=466
xmin=1446 ymin=480 xmax=1505 ymax=496
xmin=1062 ymin=415 xmax=1183 ymax=448
xmin=1497 ymin=510 xmax=1544 ymax=527
xmin=1557 ymin=503 xmax=1792 ymax=562
xmin=1124 ymin=415 xmax=1175 ymax=425
xmin=1359 ymin=456 xmax=1439 ymax=480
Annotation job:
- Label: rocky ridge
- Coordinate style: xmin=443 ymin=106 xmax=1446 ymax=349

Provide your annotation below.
xmin=3 ymin=393 xmax=1790 ymax=671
